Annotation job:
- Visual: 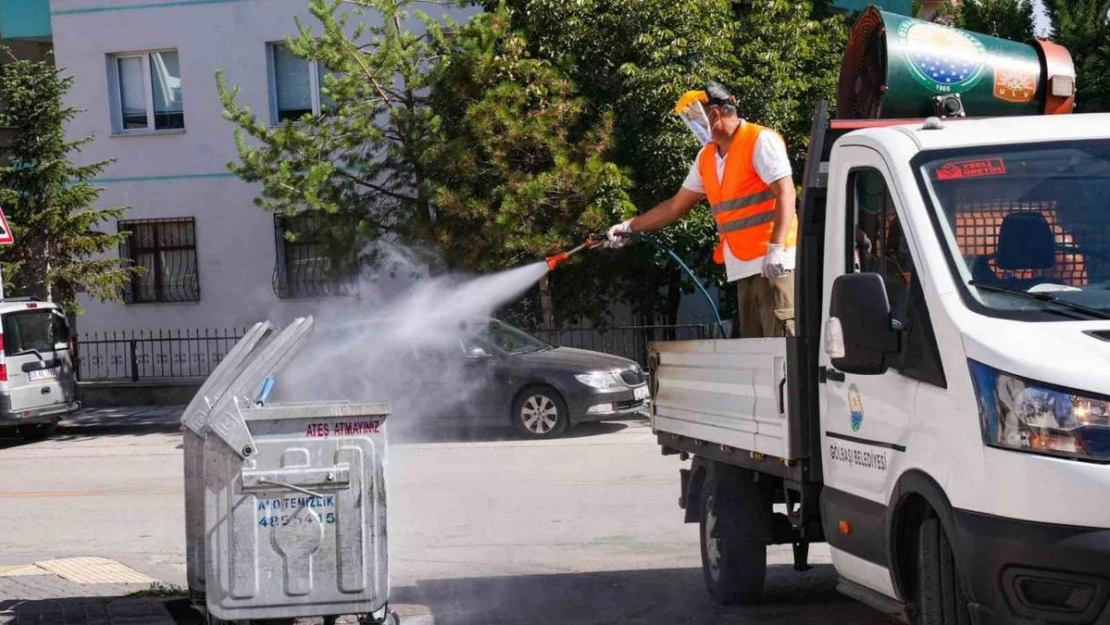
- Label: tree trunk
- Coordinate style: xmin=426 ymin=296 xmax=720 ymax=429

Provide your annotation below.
xmin=539 ymin=275 xmax=555 ymax=330
xmin=43 ymin=244 xmax=52 ymax=302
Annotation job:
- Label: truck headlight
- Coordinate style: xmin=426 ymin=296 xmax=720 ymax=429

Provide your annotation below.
xmin=575 ymin=372 xmax=618 ymax=389
xmin=969 ymin=360 xmax=1110 ymax=462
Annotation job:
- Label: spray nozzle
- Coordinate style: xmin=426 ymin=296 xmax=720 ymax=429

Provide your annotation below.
xmin=545 ymin=251 xmax=571 ymax=271
xmin=544 ymin=241 xmax=594 ymax=272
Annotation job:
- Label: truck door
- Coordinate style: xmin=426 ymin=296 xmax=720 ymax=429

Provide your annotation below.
xmin=819 ymin=148 xmax=928 ymax=595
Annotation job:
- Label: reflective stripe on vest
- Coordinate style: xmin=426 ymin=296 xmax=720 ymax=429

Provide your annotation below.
xmin=710 ymin=190 xmax=775 ymax=215
xmin=718 ymin=210 xmax=776 ymax=233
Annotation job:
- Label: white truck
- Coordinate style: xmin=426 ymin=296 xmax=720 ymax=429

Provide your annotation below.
xmin=648 ymin=12 xmax=1109 ymax=625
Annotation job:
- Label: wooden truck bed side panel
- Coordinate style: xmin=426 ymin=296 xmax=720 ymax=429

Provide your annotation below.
xmin=649 ymin=338 xmax=794 ymax=460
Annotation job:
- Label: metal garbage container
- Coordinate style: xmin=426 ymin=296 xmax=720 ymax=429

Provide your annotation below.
xmin=182 ymin=317 xmax=396 ymax=624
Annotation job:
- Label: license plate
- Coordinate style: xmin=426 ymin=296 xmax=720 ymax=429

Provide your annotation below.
xmin=634 ymin=386 xmax=649 ymax=401
xmin=27 ymin=368 xmax=59 ymax=382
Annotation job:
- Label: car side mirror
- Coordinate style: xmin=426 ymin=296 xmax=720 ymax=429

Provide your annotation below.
xmin=825 ymin=273 xmax=900 ymax=375
xmin=464 ymin=345 xmax=491 ymax=360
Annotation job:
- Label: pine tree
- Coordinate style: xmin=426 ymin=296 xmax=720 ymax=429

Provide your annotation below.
xmin=422 ymin=8 xmax=634 ymax=327
xmin=0 ymin=50 xmax=138 ymax=313
xmin=217 ymin=0 xmax=441 ymax=272
xmin=218 ymin=0 xmax=634 ymax=325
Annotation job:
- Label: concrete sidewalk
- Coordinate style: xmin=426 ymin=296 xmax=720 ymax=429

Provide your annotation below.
xmin=56 ymin=406 xmax=185 ymax=435
xmin=0 ymin=558 xmax=179 ymax=625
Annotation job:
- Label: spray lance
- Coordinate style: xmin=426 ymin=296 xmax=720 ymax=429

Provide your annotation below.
xmin=542 ymin=233 xmax=727 ymax=338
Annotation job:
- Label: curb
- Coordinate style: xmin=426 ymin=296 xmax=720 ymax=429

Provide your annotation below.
xmin=55 ymin=422 xmax=183 ymax=436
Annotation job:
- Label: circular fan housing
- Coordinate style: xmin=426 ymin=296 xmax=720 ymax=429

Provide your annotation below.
xmin=836 ymin=6 xmax=1076 ymax=120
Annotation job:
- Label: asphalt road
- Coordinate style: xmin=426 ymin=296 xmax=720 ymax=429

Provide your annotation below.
xmin=0 ymin=418 xmax=896 ymax=625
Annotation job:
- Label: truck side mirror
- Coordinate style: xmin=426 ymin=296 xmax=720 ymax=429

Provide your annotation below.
xmin=825 ymin=273 xmax=900 ymax=375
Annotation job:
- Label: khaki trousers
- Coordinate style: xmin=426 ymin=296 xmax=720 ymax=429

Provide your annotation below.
xmin=735 ymin=271 xmax=795 ymax=338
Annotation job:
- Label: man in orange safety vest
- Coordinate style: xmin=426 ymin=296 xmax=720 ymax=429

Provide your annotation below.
xmin=606 ymin=82 xmax=798 ymax=337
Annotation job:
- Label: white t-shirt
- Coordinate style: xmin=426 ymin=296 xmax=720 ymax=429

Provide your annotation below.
xmin=682 ymin=124 xmax=795 ymax=282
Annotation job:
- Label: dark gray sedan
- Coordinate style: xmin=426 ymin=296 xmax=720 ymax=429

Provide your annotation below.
xmin=454 ymin=319 xmax=651 ymax=438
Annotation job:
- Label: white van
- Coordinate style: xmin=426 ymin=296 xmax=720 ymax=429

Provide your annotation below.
xmin=0 ymin=298 xmax=80 ymax=440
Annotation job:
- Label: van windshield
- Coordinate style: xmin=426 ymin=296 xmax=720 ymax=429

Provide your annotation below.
xmin=916 ymin=139 xmax=1110 ymax=321
xmin=3 ymin=310 xmax=69 ymax=356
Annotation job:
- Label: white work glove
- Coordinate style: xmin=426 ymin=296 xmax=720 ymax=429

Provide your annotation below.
xmin=606 ymin=220 xmax=633 ymax=249
xmin=761 ymin=244 xmax=790 ymax=279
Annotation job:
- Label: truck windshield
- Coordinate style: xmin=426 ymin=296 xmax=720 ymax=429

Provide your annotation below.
xmin=916 ymin=139 xmax=1110 ymax=321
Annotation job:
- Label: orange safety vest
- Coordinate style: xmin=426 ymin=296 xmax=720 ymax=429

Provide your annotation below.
xmin=700 ymin=122 xmax=798 ymax=264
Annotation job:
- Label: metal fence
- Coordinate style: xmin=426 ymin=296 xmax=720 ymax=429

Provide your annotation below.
xmin=76 ymin=328 xmax=249 ymax=381
xmin=75 ymin=323 xmax=722 ymax=381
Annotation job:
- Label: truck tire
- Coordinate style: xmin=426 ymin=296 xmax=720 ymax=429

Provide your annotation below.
xmin=916 ymin=517 xmax=971 ymax=625
xmin=698 ymin=466 xmax=768 ymax=605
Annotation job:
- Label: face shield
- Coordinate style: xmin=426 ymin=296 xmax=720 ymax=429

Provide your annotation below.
xmin=674 ymin=90 xmax=712 ymax=146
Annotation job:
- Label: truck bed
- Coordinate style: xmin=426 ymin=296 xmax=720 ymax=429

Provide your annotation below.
xmin=649 ymin=338 xmax=797 ymax=462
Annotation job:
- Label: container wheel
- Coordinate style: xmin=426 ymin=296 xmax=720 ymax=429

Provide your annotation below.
xmin=360 ymin=609 xmax=399 ymax=625
xmin=698 ymin=465 xmax=768 ymax=605
xmin=916 ymin=517 xmax=971 ymax=625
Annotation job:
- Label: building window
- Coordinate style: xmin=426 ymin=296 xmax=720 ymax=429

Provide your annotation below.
xmin=109 ymin=50 xmax=184 ymax=133
xmin=273 ymin=214 xmax=357 ymax=299
xmin=119 ymin=218 xmax=200 ymax=303
xmin=268 ymin=43 xmax=333 ymax=123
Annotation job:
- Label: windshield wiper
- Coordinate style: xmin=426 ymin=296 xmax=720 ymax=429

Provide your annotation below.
xmin=969 ymin=281 xmax=1110 ymax=320
xmin=10 ymin=349 xmax=43 ymax=359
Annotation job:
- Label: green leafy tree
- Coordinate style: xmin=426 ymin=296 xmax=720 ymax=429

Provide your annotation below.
xmin=1043 ymin=0 xmax=1110 ymax=112
xmin=422 ymin=8 xmax=634 ymax=327
xmin=491 ymin=0 xmax=846 ymax=326
xmin=483 ymin=0 xmax=733 ymax=326
xmin=0 ymin=50 xmax=137 ymax=313
xmin=957 ymin=0 xmax=1036 ymax=41
xmin=728 ymin=0 xmax=848 ymax=174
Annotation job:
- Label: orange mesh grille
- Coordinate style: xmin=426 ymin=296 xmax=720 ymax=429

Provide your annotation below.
xmin=953 ymin=201 xmax=1089 ymax=286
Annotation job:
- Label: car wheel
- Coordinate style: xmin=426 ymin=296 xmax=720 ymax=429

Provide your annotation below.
xmin=512 ymin=386 xmax=568 ymax=439
xmin=18 ymin=423 xmax=56 ymax=442
xmin=916 ymin=517 xmax=971 ymax=625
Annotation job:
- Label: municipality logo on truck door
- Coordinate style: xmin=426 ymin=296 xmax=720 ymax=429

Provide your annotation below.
xmin=848 ymin=384 xmax=864 ymax=432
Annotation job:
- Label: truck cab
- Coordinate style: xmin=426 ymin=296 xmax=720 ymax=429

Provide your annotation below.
xmin=648 ymin=18 xmax=1110 ymax=623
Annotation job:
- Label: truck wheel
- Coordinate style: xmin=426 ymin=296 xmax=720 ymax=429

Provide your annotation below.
xmin=698 ymin=468 xmax=767 ymax=605
xmin=916 ymin=517 xmax=971 ymax=625
xmin=512 ymin=386 xmax=568 ymax=439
